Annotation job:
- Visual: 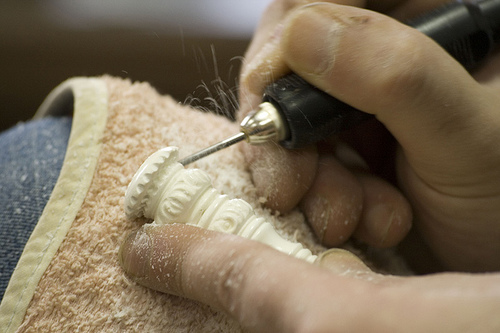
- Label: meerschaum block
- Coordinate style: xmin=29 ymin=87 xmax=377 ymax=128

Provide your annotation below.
xmin=125 ymin=146 xmax=317 ymax=263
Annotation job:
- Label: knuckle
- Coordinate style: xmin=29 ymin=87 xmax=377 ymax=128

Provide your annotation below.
xmin=374 ymin=31 xmax=432 ymax=103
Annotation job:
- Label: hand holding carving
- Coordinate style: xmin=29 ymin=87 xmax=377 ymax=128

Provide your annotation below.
xmin=125 ymin=147 xmax=317 ymax=263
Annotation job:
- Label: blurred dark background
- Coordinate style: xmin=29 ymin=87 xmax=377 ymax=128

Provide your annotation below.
xmin=1 ymin=0 xmax=269 ymax=131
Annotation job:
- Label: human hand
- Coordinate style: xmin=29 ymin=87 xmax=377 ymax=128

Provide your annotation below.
xmin=119 ymin=223 xmax=500 ymax=332
xmin=118 ymin=4 xmax=500 ymax=329
xmin=238 ymin=0 xmax=500 ymax=271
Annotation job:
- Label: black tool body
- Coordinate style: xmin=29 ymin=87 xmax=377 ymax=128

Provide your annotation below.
xmin=264 ymin=0 xmax=500 ymax=149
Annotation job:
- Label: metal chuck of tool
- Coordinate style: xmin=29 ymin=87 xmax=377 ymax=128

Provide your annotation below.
xmin=178 ymin=102 xmax=287 ymax=166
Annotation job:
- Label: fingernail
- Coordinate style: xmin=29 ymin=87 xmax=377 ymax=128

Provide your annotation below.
xmin=316 ymin=248 xmax=371 ymax=275
xmin=376 ymin=204 xmax=412 ymax=247
xmin=283 ymin=5 xmax=345 ymax=76
xmin=365 ymin=204 xmax=396 ymax=247
xmin=119 ymin=226 xmax=152 ymax=278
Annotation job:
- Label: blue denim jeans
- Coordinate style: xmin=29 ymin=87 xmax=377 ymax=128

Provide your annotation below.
xmin=0 ymin=117 xmax=71 ymax=301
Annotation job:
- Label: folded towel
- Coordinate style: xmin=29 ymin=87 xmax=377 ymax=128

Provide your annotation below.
xmin=0 ymin=76 xmax=409 ymax=332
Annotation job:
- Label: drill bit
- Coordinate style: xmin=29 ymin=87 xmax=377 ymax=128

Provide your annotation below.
xmin=178 ymin=132 xmax=246 ymax=166
xmin=179 ymin=102 xmax=287 ymax=166
xmin=179 ymin=0 xmax=500 ymax=166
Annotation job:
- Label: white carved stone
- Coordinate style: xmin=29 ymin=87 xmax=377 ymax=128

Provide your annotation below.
xmin=125 ymin=147 xmax=317 ymax=263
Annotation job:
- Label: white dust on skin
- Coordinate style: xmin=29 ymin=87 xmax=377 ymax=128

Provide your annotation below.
xmin=125 ymin=223 xmax=204 ymax=296
xmin=302 ymin=192 xmax=362 ymax=246
xmin=122 ymin=223 xmax=176 ymax=293
xmin=183 ymin=236 xmax=284 ymax=330
xmin=242 ymin=142 xmax=317 ymax=213
xmin=173 ymin=233 xmax=268 ymax=317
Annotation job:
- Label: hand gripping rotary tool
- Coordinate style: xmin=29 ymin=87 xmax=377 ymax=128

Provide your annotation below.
xmin=179 ymin=0 xmax=500 ymax=166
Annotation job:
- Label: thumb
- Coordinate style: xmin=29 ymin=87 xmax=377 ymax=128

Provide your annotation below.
xmin=280 ymin=4 xmax=498 ymax=183
xmin=119 ymin=224 xmax=376 ymax=332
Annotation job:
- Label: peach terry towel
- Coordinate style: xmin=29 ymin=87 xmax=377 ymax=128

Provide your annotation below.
xmin=0 ymin=76 xmax=409 ymax=332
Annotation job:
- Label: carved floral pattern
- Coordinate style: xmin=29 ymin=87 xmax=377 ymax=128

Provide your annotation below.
xmin=125 ymin=147 xmax=317 ymax=263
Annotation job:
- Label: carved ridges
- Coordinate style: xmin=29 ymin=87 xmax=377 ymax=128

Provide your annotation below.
xmin=125 ymin=147 xmax=182 ymax=219
xmin=125 ymin=146 xmax=318 ymax=263
xmin=155 ymin=168 xmax=212 ymax=223
xmin=205 ymin=198 xmax=255 ymax=235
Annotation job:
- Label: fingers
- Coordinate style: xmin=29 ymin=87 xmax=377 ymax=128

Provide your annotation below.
xmin=299 ymin=154 xmax=363 ymax=247
xmin=279 ymin=3 xmax=497 ymax=181
xmin=120 ymin=225 xmax=500 ymax=332
xmin=240 ymin=0 xmax=367 ymax=119
xmin=242 ymin=0 xmax=452 ymax=93
xmin=243 ymin=0 xmax=367 ymax=68
xmin=300 ymin=148 xmax=412 ymax=248
xmin=354 ymin=173 xmax=412 ymax=247
xmin=240 ymin=1 xmax=500 ymax=257
xmin=119 ymin=224 xmax=376 ymax=332
xmin=241 ymin=142 xmax=318 ymax=213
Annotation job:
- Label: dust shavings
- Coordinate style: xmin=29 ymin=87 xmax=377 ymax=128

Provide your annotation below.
xmin=183 ymin=44 xmax=243 ymax=121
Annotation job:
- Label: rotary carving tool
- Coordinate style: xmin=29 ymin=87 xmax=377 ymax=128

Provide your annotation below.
xmin=179 ymin=0 xmax=500 ymax=166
